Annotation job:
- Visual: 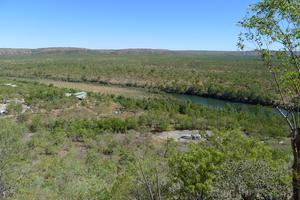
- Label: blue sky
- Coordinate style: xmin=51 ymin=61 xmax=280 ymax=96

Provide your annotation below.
xmin=0 ymin=0 xmax=258 ymax=50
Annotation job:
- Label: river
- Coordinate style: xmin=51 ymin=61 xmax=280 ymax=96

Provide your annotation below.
xmin=10 ymin=77 xmax=282 ymax=116
xmin=171 ymin=93 xmax=277 ymax=115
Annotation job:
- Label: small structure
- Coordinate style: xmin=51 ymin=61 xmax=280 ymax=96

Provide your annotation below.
xmin=65 ymin=91 xmax=87 ymax=100
xmin=74 ymin=92 xmax=87 ymax=100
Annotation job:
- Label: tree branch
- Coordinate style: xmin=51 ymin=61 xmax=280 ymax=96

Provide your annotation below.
xmin=137 ymin=161 xmax=155 ymax=200
xmin=276 ymin=106 xmax=294 ymax=130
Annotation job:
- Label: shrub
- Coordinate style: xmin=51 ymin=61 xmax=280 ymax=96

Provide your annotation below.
xmin=169 ymin=130 xmax=291 ymax=199
xmin=7 ymin=102 xmax=22 ymax=114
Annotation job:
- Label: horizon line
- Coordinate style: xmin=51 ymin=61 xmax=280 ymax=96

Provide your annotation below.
xmin=0 ymin=47 xmax=249 ymax=52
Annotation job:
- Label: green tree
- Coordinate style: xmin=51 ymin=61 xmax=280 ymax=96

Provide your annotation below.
xmin=111 ymin=140 xmax=176 ymax=200
xmin=169 ymin=131 xmax=290 ymax=200
xmin=170 ymin=144 xmax=222 ymax=199
xmin=209 ymin=160 xmax=290 ymax=200
xmin=238 ymin=0 xmax=299 ymax=198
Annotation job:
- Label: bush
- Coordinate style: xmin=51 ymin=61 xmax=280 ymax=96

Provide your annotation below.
xmin=169 ymin=130 xmax=291 ymax=199
xmin=7 ymin=102 xmax=22 ymax=114
xmin=0 ymin=120 xmax=24 ymax=197
xmin=29 ymin=116 xmax=43 ymax=132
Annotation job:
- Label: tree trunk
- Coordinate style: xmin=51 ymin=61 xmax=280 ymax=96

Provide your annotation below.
xmin=292 ymin=128 xmax=300 ymax=200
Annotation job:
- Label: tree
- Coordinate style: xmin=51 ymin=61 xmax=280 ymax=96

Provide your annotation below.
xmin=238 ymin=0 xmax=300 ymax=198
xmin=169 ymin=131 xmax=290 ymax=200
xmin=110 ymin=140 xmax=176 ymax=200
xmin=209 ymin=160 xmax=290 ymax=200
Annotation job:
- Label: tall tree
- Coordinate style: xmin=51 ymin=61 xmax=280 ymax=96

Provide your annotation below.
xmin=238 ymin=0 xmax=300 ymax=199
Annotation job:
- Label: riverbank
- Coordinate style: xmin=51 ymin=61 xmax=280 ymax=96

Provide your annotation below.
xmin=4 ymin=75 xmax=279 ymax=107
xmin=0 ymin=76 xmax=291 ymax=147
xmin=4 ymin=76 xmax=282 ymax=118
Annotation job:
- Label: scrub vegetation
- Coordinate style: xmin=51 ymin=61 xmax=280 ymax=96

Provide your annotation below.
xmin=0 ymin=50 xmax=278 ymax=105
xmin=0 ymin=0 xmax=299 ymax=197
xmin=0 ymin=78 xmax=293 ymax=199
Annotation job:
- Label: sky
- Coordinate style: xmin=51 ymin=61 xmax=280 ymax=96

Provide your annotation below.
xmin=0 ymin=0 xmax=259 ymax=50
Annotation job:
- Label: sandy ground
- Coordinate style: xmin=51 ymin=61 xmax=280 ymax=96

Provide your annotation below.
xmin=16 ymin=78 xmax=156 ymax=98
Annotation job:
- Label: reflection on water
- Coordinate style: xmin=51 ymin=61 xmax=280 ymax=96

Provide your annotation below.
xmin=171 ymin=93 xmax=277 ymax=115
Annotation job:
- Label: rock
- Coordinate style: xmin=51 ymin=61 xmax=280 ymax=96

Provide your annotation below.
xmin=0 ymin=104 xmax=8 ymax=114
xmin=180 ymin=135 xmax=192 ymax=140
xmin=205 ymin=130 xmax=213 ymax=138
xmin=21 ymin=104 xmax=30 ymax=113
xmin=3 ymin=83 xmax=17 ymax=87
xmin=13 ymin=98 xmax=25 ymax=104
xmin=65 ymin=93 xmax=72 ymax=97
xmin=179 ymin=133 xmax=201 ymax=140
xmin=156 ymin=130 xmax=202 ymax=142
xmin=114 ymin=111 xmax=121 ymax=115
xmin=191 ymin=134 xmax=201 ymax=140
xmin=0 ymin=98 xmax=30 ymax=115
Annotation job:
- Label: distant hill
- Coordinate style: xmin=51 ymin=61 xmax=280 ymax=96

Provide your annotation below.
xmin=0 ymin=47 xmax=259 ymax=56
xmin=0 ymin=47 xmax=89 ymax=56
xmin=0 ymin=48 xmax=33 ymax=56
